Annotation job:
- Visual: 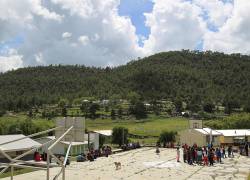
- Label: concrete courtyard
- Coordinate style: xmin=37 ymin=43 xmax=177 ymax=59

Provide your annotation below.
xmin=2 ymin=147 xmax=250 ymax=180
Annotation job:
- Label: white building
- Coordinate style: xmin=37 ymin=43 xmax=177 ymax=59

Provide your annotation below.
xmin=35 ymin=117 xmax=100 ymax=156
xmin=216 ymin=129 xmax=250 ymax=145
xmin=0 ymin=134 xmax=41 ymax=161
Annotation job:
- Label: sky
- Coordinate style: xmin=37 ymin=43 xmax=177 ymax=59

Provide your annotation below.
xmin=0 ymin=0 xmax=250 ymax=72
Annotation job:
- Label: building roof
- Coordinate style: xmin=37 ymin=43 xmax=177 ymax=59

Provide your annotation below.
xmin=194 ymin=128 xmax=222 ymax=136
xmin=61 ymin=141 xmax=89 ymax=146
xmin=0 ymin=134 xmax=41 ymax=152
xmin=216 ymin=129 xmax=250 ymax=137
xmin=93 ymin=130 xmax=112 ymax=136
xmin=36 ymin=136 xmax=89 ymax=146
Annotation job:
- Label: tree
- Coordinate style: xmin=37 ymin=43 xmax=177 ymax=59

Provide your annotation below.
xmin=112 ymin=127 xmax=128 ymax=146
xmin=111 ymin=109 xmax=116 ymax=120
xmin=118 ymin=107 xmax=123 ymax=119
xmin=61 ymin=107 xmax=67 ymax=117
xmin=174 ymin=98 xmax=183 ymax=113
xmin=89 ymin=103 xmax=100 ymax=119
xmin=80 ymin=101 xmax=90 ymax=117
xmin=187 ymin=102 xmax=201 ymax=113
xmin=151 ymin=100 xmax=161 ymax=115
xmin=99 ymin=134 xmax=106 ymax=148
xmin=0 ymin=109 xmax=5 ymax=117
xmin=224 ymin=103 xmax=232 ymax=114
xmin=129 ymin=101 xmax=147 ymax=119
xmin=0 ymin=126 xmax=3 ymax=135
xmin=28 ymin=109 xmax=33 ymax=118
xmin=243 ymin=100 xmax=250 ymax=113
xmin=58 ymin=98 xmax=68 ymax=108
xmin=20 ymin=119 xmax=34 ymax=135
xmin=159 ymin=131 xmax=176 ymax=145
xmin=127 ymin=92 xmax=140 ymax=105
xmin=203 ymin=102 xmax=215 ymax=113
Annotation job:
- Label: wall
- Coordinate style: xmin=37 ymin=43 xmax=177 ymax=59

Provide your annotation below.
xmin=55 ymin=117 xmax=85 ymax=142
xmin=179 ymin=129 xmax=205 ymax=146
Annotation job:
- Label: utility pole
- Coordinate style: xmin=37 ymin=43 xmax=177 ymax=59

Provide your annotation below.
xmin=122 ymin=128 xmax=124 ymax=145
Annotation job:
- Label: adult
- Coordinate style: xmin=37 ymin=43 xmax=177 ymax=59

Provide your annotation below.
xmin=183 ymin=146 xmax=187 ymax=163
xmin=216 ymin=148 xmax=222 ymax=163
xmin=208 ymin=149 xmax=214 ymax=166
xmin=245 ymin=142 xmax=249 ymax=156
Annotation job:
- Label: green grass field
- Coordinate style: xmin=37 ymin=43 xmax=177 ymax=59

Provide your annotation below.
xmin=86 ymin=115 xmax=188 ymax=144
xmin=86 ymin=116 xmax=188 ymax=136
xmin=0 ymin=113 xmax=188 ymax=144
xmin=0 ymin=168 xmax=34 ymax=179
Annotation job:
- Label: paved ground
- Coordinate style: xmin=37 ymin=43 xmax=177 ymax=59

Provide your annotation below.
xmin=2 ymin=147 xmax=250 ymax=180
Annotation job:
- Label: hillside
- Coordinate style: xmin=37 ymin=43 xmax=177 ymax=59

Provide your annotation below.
xmin=0 ymin=50 xmax=250 ymax=111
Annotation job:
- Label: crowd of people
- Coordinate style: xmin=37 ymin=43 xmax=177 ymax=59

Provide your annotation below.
xmin=77 ymin=146 xmax=112 ymax=162
xmin=121 ymin=142 xmax=141 ymax=151
xmin=180 ymin=143 xmax=235 ymax=166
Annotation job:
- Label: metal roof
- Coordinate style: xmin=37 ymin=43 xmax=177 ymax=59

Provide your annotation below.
xmin=36 ymin=136 xmax=89 ymax=146
xmin=61 ymin=141 xmax=89 ymax=145
xmin=0 ymin=134 xmax=41 ymax=152
xmin=93 ymin=130 xmax=112 ymax=136
xmin=216 ymin=129 xmax=250 ymax=137
xmin=194 ymin=128 xmax=222 ymax=135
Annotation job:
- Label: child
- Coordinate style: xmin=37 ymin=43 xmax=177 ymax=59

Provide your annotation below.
xmin=156 ymin=146 xmax=160 ymax=154
xmin=197 ymin=148 xmax=202 ymax=165
xmin=177 ymin=147 xmax=180 ymax=162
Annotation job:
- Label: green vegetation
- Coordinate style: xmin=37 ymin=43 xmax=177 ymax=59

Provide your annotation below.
xmin=112 ymin=127 xmax=129 ymax=146
xmin=86 ymin=116 xmax=188 ymax=137
xmin=0 ymin=51 xmax=250 ymax=114
xmin=204 ymin=113 xmax=250 ymax=129
xmin=0 ymin=50 xmax=250 ymax=144
xmin=0 ymin=114 xmax=54 ymax=135
xmin=0 ymin=168 xmax=34 ymax=178
xmin=159 ymin=131 xmax=176 ymax=145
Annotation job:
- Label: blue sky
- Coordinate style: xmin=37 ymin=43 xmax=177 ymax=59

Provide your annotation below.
xmin=118 ymin=0 xmax=153 ymax=46
xmin=0 ymin=35 xmax=24 ymax=55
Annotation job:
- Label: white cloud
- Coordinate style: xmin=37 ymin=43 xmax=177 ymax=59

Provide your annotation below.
xmin=203 ymin=0 xmax=250 ymax=54
xmin=78 ymin=35 xmax=89 ymax=45
xmin=193 ymin=0 xmax=233 ymax=28
xmin=0 ymin=49 xmax=23 ymax=72
xmin=62 ymin=32 xmax=72 ymax=39
xmin=0 ymin=0 xmax=142 ymax=71
xmin=143 ymin=0 xmax=206 ymax=54
xmin=0 ymin=0 xmax=62 ymax=22
xmin=35 ymin=52 xmax=45 ymax=65
xmin=0 ymin=0 xmax=250 ymax=73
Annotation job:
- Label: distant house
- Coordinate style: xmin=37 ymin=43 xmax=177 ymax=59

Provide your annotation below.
xmin=0 ymin=134 xmax=41 ymax=162
xmin=179 ymin=128 xmax=250 ymax=146
xmin=216 ymin=129 xmax=250 ymax=145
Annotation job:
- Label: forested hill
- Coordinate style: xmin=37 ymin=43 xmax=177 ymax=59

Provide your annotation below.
xmin=0 ymin=50 xmax=250 ymax=111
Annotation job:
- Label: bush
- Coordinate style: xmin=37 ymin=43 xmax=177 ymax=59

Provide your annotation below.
xmin=159 ymin=131 xmax=176 ymax=144
xmin=112 ymin=127 xmax=128 ymax=146
xmin=0 ymin=110 xmax=5 ymax=117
